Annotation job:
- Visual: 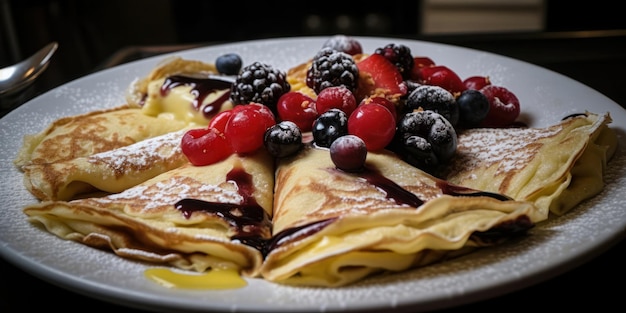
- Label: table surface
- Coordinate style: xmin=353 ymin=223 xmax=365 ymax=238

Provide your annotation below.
xmin=2 ymin=30 xmax=625 ymax=312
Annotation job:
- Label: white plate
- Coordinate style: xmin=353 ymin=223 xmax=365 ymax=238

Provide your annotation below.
xmin=1 ymin=36 xmax=625 ymax=312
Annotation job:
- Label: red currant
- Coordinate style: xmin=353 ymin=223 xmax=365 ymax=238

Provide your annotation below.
xmin=360 ymin=96 xmax=397 ymax=123
xmin=479 ymin=85 xmax=520 ymax=128
xmin=315 ymin=85 xmax=357 ymax=116
xmin=348 ymin=103 xmax=396 ymax=151
xmin=276 ymin=91 xmax=318 ymax=132
xmin=226 ymin=103 xmax=276 ymax=154
xmin=181 ymin=127 xmax=232 ymax=166
xmin=208 ymin=109 xmax=233 ymax=131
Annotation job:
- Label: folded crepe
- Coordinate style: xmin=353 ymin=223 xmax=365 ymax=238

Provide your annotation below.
xmin=126 ymin=56 xmax=233 ymax=125
xmin=14 ymin=104 xmax=188 ymax=168
xmin=23 ymin=149 xmax=275 ymax=277
xmin=439 ymin=112 xmax=617 ymax=217
xmin=260 ymin=145 xmax=543 ymax=287
xmin=21 ymin=129 xmax=190 ymax=201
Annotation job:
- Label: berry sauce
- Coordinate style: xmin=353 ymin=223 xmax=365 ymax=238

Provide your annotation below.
xmin=160 ymin=75 xmax=232 ymax=119
xmin=174 ymin=161 xmax=525 ymax=258
xmin=174 ymin=166 xmax=271 ymax=252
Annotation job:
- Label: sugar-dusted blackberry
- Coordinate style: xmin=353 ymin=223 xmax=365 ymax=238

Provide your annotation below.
xmin=406 ymin=85 xmax=459 ymax=126
xmin=230 ymin=62 xmax=290 ymax=113
xmin=374 ymin=43 xmax=414 ymax=80
xmin=395 ymin=110 xmax=457 ymax=173
xmin=306 ymin=47 xmax=359 ymax=95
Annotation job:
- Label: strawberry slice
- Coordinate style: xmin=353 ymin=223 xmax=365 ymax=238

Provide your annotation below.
xmin=356 ymin=53 xmax=407 ymax=102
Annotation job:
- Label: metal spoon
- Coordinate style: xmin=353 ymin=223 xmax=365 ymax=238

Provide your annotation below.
xmin=0 ymin=42 xmax=58 ymax=96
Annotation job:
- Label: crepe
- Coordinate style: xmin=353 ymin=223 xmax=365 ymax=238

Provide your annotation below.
xmin=260 ymin=145 xmax=542 ymax=287
xmin=23 ymin=149 xmax=275 ymax=277
xmin=439 ymin=112 xmax=617 ymax=217
xmin=13 ymin=105 xmax=188 ymax=168
xmin=21 ymin=129 xmax=190 ymax=201
xmin=126 ymin=56 xmax=233 ymax=125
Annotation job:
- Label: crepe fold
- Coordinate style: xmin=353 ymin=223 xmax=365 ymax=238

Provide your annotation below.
xmin=14 ymin=105 xmax=188 ymax=168
xmin=260 ymin=145 xmax=543 ymax=287
xmin=23 ymin=150 xmax=275 ymax=277
xmin=21 ymin=129 xmax=190 ymax=201
xmin=439 ymin=112 xmax=617 ymax=217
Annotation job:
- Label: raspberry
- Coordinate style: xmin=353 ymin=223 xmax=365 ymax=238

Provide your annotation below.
xmin=306 ymin=47 xmax=359 ymax=95
xmin=315 ymin=85 xmax=357 ymax=116
xmin=479 ymin=85 xmax=521 ymax=128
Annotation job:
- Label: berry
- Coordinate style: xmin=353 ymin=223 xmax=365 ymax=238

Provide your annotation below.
xmin=230 ymin=62 xmax=290 ymax=113
xmin=181 ymin=128 xmax=232 ymax=166
xmin=479 ymin=85 xmax=521 ymax=128
xmin=456 ymin=89 xmax=490 ymax=128
xmin=321 ymin=35 xmax=363 ymax=55
xmin=415 ymin=65 xmax=465 ymax=96
xmin=264 ymin=121 xmax=303 ymax=158
xmin=306 ymin=47 xmax=359 ymax=94
xmin=405 ymin=85 xmax=459 ymax=126
xmin=374 ymin=43 xmax=414 ymax=80
xmin=409 ymin=56 xmax=436 ymax=81
xmin=463 ymin=75 xmax=491 ymax=90
xmin=312 ymin=108 xmax=349 ymax=148
xmin=315 ymin=85 xmax=357 ymax=116
xmin=215 ymin=53 xmax=243 ymax=75
xmin=225 ymin=103 xmax=276 ymax=154
xmin=413 ymin=56 xmax=436 ymax=68
xmin=395 ymin=110 xmax=457 ymax=172
xmin=330 ymin=135 xmax=367 ymax=172
xmin=360 ymin=96 xmax=397 ymax=122
xmin=276 ymin=91 xmax=318 ymax=132
xmin=348 ymin=103 xmax=396 ymax=151
xmin=355 ymin=53 xmax=408 ymax=101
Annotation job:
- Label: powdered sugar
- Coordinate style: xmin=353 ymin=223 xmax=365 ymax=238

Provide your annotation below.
xmin=455 ymin=125 xmax=562 ymax=175
xmin=87 ymin=129 xmax=186 ymax=170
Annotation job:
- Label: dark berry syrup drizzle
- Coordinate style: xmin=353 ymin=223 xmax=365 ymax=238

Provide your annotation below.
xmin=174 ymin=166 xmax=271 ymax=252
xmin=160 ymin=75 xmax=232 ymax=119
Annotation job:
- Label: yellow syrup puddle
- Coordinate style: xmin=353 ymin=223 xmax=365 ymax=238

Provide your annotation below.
xmin=144 ymin=267 xmax=247 ymax=290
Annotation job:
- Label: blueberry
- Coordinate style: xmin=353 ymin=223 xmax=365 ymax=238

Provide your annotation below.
xmin=456 ymin=89 xmax=489 ymax=127
xmin=312 ymin=108 xmax=348 ymax=148
xmin=264 ymin=121 xmax=303 ymax=158
xmin=216 ymin=53 xmax=243 ymax=75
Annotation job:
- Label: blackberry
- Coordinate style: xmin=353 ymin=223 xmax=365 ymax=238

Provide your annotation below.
xmin=230 ymin=62 xmax=290 ymax=112
xmin=374 ymin=43 xmax=414 ymax=80
xmin=306 ymin=47 xmax=359 ymax=95
xmin=406 ymin=85 xmax=459 ymax=126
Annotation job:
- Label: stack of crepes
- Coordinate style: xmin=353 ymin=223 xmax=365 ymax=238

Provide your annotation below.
xmin=14 ymin=60 xmax=617 ymax=288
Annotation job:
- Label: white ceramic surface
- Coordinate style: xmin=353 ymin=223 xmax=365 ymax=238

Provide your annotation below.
xmin=1 ymin=36 xmax=625 ymax=312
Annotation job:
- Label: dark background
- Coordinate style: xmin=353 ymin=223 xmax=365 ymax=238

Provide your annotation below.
xmin=1 ymin=0 xmax=625 ymax=100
